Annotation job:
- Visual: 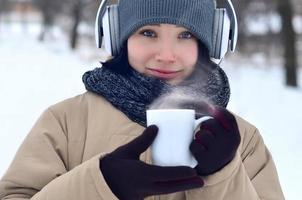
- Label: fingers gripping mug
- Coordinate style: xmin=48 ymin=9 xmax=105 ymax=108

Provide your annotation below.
xmin=146 ymin=109 xmax=211 ymax=168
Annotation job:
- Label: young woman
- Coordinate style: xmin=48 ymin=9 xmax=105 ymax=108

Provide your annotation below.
xmin=0 ymin=0 xmax=284 ymax=199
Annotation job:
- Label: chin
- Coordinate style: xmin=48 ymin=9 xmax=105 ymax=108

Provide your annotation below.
xmin=166 ymin=78 xmax=182 ymax=85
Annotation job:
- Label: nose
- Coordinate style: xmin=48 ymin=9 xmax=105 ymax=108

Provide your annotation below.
xmin=154 ymin=40 xmax=177 ymax=63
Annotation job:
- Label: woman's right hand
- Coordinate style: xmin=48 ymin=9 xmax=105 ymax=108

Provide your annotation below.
xmin=100 ymin=125 xmax=204 ymax=200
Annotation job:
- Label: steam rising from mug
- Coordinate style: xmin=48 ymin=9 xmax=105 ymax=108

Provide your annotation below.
xmin=149 ymin=60 xmax=229 ymax=115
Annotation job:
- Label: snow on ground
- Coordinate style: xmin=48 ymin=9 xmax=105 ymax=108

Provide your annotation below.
xmin=1 ymin=22 xmax=302 ymax=199
xmin=0 ymin=22 xmax=98 ymax=179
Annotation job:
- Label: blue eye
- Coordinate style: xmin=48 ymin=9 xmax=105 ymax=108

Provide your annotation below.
xmin=139 ymin=30 xmax=156 ymax=38
xmin=179 ymin=31 xmax=194 ymax=39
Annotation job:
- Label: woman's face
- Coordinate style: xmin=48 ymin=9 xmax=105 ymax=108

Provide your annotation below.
xmin=127 ymin=24 xmax=198 ymax=85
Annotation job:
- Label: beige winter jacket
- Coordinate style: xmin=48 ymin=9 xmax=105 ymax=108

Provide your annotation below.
xmin=0 ymin=92 xmax=284 ymax=199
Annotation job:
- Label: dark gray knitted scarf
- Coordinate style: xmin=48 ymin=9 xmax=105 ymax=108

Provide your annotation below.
xmin=83 ymin=66 xmax=168 ymax=126
xmin=82 ymin=64 xmax=230 ymax=127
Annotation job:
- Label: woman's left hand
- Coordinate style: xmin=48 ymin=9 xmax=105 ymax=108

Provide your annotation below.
xmin=190 ymin=106 xmax=241 ymax=176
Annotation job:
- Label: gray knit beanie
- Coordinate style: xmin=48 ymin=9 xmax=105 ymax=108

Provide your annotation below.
xmin=118 ymin=0 xmax=215 ymax=52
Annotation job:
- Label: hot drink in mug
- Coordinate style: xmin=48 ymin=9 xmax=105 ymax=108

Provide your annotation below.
xmin=146 ymin=109 xmax=211 ymax=167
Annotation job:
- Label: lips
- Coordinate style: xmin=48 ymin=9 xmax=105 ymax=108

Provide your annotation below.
xmin=147 ymin=68 xmax=182 ymax=79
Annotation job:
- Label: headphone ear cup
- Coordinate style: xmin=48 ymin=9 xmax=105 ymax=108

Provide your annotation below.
xmin=211 ymin=9 xmax=224 ymax=59
xmin=108 ymin=5 xmax=120 ymax=56
xmin=94 ymin=0 xmax=120 ymax=57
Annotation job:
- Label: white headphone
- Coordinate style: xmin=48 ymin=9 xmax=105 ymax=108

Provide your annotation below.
xmin=95 ymin=0 xmax=238 ymax=60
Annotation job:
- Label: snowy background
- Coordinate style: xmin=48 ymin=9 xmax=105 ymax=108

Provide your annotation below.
xmin=0 ymin=22 xmax=301 ymax=199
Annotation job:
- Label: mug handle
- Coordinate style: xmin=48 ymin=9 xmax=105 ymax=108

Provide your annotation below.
xmin=194 ymin=116 xmax=213 ymax=130
xmin=188 ymin=116 xmax=213 ymax=168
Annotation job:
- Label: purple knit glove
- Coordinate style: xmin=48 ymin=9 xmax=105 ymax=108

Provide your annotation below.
xmin=100 ymin=125 xmax=204 ymax=200
xmin=190 ymin=105 xmax=241 ymax=176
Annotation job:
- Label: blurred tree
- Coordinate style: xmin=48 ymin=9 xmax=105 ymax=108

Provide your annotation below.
xmin=276 ymin=0 xmax=298 ymax=87
xmin=226 ymin=0 xmax=254 ymax=51
xmin=0 ymin=0 xmax=9 ymax=30
xmin=222 ymin=0 xmax=299 ymax=88
xmin=0 ymin=0 xmax=8 ymax=14
xmin=32 ymin=0 xmax=96 ymax=48
xmin=232 ymin=0 xmax=278 ymax=53
xmin=69 ymin=0 xmax=83 ymax=49
xmin=67 ymin=0 xmax=98 ymax=49
xmin=67 ymin=0 xmax=117 ymax=49
xmin=32 ymin=0 xmax=62 ymax=41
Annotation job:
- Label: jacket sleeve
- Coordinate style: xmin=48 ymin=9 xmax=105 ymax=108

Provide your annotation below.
xmin=241 ymin=128 xmax=285 ymax=199
xmin=0 ymin=108 xmax=118 ymax=200
xmin=186 ymin=126 xmax=285 ymax=200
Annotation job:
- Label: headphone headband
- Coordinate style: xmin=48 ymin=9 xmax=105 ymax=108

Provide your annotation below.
xmin=95 ymin=0 xmax=110 ymax=48
xmin=225 ymin=0 xmax=238 ymax=52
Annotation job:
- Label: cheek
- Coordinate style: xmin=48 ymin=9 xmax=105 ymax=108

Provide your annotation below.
xmin=127 ymin=39 xmax=152 ymax=72
xmin=182 ymin=44 xmax=198 ymax=69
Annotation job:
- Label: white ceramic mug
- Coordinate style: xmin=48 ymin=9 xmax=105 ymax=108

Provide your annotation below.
xmin=146 ymin=109 xmax=211 ymax=168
